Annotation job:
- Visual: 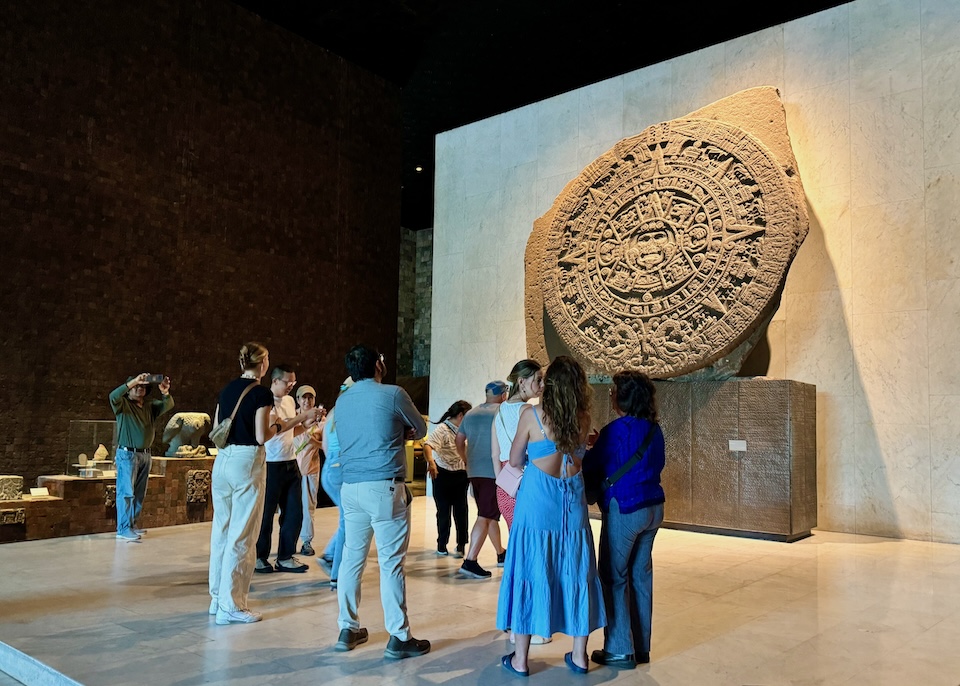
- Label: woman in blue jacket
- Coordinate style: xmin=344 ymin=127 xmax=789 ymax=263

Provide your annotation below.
xmin=582 ymin=370 xmax=665 ymax=669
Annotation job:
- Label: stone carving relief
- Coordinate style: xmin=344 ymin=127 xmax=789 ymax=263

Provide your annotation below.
xmin=0 ymin=476 xmax=24 ymax=501
xmin=0 ymin=508 xmax=25 ymax=525
xmin=163 ymin=412 xmax=212 ymax=457
xmin=186 ymin=469 xmax=211 ymax=503
xmin=526 ymin=87 xmax=808 ymax=379
xmin=105 ymin=484 xmax=117 ymax=508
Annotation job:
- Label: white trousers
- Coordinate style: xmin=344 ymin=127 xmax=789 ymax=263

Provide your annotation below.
xmin=300 ymin=472 xmax=320 ymax=545
xmin=209 ymin=444 xmax=266 ymax=613
xmin=337 ymin=479 xmax=412 ymax=640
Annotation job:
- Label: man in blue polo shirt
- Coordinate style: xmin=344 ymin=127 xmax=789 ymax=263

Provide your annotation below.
xmin=332 ymin=345 xmax=429 ymax=659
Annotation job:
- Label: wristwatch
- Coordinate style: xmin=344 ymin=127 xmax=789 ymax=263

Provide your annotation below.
xmin=273 ymin=421 xmax=282 ymax=434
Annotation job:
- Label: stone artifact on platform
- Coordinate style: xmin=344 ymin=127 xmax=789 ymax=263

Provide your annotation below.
xmin=0 ymin=476 xmax=24 ymax=501
xmin=104 ymin=484 xmax=116 ymax=508
xmin=94 ymin=444 xmax=109 ymax=461
xmin=162 ymin=412 xmax=212 ymax=457
xmin=525 ymin=87 xmax=808 ymax=379
xmin=186 ymin=469 xmax=211 ymax=503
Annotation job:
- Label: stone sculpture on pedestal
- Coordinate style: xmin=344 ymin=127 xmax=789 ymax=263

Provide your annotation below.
xmin=162 ymin=412 xmax=212 ymax=457
xmin=0 ymin=476 xmax=24 ymax=501
xmin=186 ymin=469 xmax=211 ymax=503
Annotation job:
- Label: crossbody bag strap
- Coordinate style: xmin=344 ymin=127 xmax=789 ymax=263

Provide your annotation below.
xmin=602 ymin=423 xmax=658 ymax=491
xmin=220 ymin=382 xmax=258 ymax=425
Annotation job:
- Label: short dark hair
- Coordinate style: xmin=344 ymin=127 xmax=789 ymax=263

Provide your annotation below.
xmin=612 ymin=370 xmax=657 ymax=422
xmin=271 ymin=364 xmax=295 ymax=381
xmin=345 ymin=345 xmax=379 ymax=382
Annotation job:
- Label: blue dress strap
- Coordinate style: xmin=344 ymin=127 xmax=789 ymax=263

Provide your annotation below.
xmin=532 ymin=407 xmax=547 ymax=438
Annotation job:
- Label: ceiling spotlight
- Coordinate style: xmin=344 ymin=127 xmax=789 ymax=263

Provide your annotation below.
xmin=415 ymin=166 xmax=423 ymax=172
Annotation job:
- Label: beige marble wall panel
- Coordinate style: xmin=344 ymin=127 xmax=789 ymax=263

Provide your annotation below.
xmin=499 ymin=104 xmax=538 ymax=170
xmin=783 ymin=5 xmax=850 ymax=91
xmin=922 ymin=50 xmax=960 ymax=169
xmin=431 ymin=253 xmax=464 ymax=327
xmin=921 ymin=0 xmax=960 ymax=62
xmin=500 ymin=162 xmax=537 ymax=239
xmin=850 ymin=200 xmax=926 ymax=314
xmin=849 ymin=0 xmax=921 ymax=102
xmin=817 ymin=395 xmax=857 ymax=533
xmin=932 ymin=511 xmax=960 ymax=545
xmin=766 ymin=320 xmax=786 ymax=380
xmin=927 ymin=279 xmax=960 ymax=396
xmin=930 ymin=395 xmax=960 ymax=516
xmin=850 ymin=89 xmax=924 ymax=207
xmin=925 ymin=165 xmax=960 ymax=281
xmin=623 ymin=61 xmax=672 ymax=135
xmin=534 ymin=172 xmax=573 ymax=217
xmin=785 ymin=187 xmax=851 ymax=294
xmin=578 ymin=77 xmax=623 ymax=152
xmin=785 ymin=290 xmax=854 ymax=397
xmin=851 ymin=311 xmax=929 ymax=427
xmin=783 ymin=82 xmax=850 ymax=191
xmin=459 ymin=338 xmax=499 ymax=407
xmin=724 ymin=26 xmax=785 ymax=95
xmin=671 ymin=43 xmax=727 ymax=116
xmin=495 ymin=319 xmax=528 ymax=374
xmin=461 ymin=117 xmax=501 ymax=198
xmin=428 ymin=326 xmax=461 ymax=420
xmin=536 ymin=90 xmax=580 ymax=179
xmin=855 ymin=421 xmax=931 ymax=540
xmin=462 ymin=266 xmax=500 ymax=344
xmin=460 ymin=191 xmax=500 ymax=269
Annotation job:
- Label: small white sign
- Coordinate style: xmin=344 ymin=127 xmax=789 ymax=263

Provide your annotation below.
xmin=30 ymin=487 xmax=50 ymax=497
xmin=728 ymin=440 xmax=747 ymax=452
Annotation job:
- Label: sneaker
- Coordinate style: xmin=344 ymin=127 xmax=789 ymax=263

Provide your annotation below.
xmin=254 ymin=558 xmax=274 ymax=573
xmin=317 ymin=556 xmax=333 ymax=577
xmin=216 ymin=608 xmax=262 ymax=625
xmin=383 ymin=635 xmax=431 ymax=659
xmin=300 ymin=542 xmax=315 ymax=556
xmin=275 ymin=557 xmax=308 ymax=573
xmin=497 ymin=550 xmax=506 ymax=567
xmin=208 ymin=598 xmax=218 ymax=615
xmin=116 ymin=531 xmax=141 ymax=541
xmin=531 ymin=635 xmax=552 ymax=645
xmin=436 ymin=547 xmax=449 ymax=556
xmin=330 ymin=580 xmax=338 ymax=590
xmin=454 ymin=546 xmax=465 ymax=558
xmin=458 ymin=559 xmax=492 ymax=579
xmin=134 ymin=528 xmax=147 ymax=536
xmin=335 ymin=627 xmax=368 ymax=651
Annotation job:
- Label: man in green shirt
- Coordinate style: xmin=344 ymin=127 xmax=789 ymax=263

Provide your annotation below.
xmin=109 ymin=373 xmax=174 ymax=541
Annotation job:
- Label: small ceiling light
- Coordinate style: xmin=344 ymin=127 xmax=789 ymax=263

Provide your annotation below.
xmin=415 ymin=166 xmax=423 ymax=173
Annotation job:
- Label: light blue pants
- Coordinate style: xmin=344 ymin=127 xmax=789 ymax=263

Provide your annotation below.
xmin=598 ymin=499 xmax=663 ymax=656
xmin=320 ymin=457 xmax=344 ymax=580
xmin=115 ymin=448 xmax=151 ymax=535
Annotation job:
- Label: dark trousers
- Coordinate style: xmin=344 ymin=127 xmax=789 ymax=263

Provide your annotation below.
xmin=433 ymin=468 xmax=468 ymax=550
xmin=256 ymin=460 xmax=303 ymax=561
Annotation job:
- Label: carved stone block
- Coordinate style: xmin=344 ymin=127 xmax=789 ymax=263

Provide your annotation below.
xmin=104 ymin=484 xmax=117 ymax=508
xmin=526 ymin=87 xmax=808 ymax=379
xmin=0 ymin=476 xmax=23 ymax=501
xmin=186 ymin=469 xmax=211 ymax=503
xmin=0 ymin=508 xmax=25 ymax=525
xmin=163 ymin=412 xmax=212 ymax=457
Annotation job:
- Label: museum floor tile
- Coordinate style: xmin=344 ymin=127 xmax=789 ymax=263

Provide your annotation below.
xmin=4 ymin=499 xmax=960 ymax=685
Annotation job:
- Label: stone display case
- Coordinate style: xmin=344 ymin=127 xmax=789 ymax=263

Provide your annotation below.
xmin=67 ymin=420 xmax=117 ymax=477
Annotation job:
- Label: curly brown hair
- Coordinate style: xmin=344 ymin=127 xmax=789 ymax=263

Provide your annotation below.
xmin=540 ymin=356 xmax=592 ymax=456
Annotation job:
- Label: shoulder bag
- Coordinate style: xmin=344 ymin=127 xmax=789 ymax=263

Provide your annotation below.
xmin=494 ymin=409 xmax=524 ymax=498
xmin=210 ymin=382 xmax=258 ymax=449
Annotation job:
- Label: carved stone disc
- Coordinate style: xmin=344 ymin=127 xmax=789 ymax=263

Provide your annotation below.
xmin=540 ymin=118 xmax=802 ymax=377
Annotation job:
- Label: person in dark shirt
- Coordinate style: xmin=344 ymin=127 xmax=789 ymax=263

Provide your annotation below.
xmin=582 ymin=370 xmax=665 ymax=669
xmin=109 ymin=373 xmax=174 ymax=541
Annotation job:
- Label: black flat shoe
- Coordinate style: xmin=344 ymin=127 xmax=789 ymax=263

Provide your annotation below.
xmin=590 ymin=649 xmax=637 ymax=669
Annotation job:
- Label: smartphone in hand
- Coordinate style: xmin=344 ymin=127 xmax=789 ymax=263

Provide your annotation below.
xmin=146 ymin=374 xmax=165 ymax=384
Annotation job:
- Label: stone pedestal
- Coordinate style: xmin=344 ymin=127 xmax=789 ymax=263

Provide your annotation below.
xmin=655 ymin=378 xmax=817 ymax=542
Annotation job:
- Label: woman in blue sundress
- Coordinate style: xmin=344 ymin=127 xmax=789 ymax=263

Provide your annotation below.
xmin=496 ymin=355 xmax=606 ymax=676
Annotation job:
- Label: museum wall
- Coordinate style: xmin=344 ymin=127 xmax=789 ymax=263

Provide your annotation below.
xmin=431 ymin=0 xmax=960 ymax=543
xmin=0 ymin=0 xmax=402 ymax=485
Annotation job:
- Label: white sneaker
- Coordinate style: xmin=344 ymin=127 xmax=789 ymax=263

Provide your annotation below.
xmin=208 ymin=598 xmax=218 ymax=615
xmin=216 ymin=608 xmax=262 ymax=625
xmin=134 ymin=528 xmax=147 ymax=535
xmin=531 ymin=635 xmax=552 ymax=645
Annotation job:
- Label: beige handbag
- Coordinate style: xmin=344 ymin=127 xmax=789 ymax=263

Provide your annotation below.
xmin=210 ymin=382 xmax=257 ymax=449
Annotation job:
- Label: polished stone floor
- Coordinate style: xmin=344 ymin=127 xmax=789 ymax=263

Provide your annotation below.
xmin=4 ymin=498 xmax=960 ymax=685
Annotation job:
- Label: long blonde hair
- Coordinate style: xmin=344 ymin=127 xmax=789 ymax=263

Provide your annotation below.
xmin=540 ymin=356 xmax=592 ymax=456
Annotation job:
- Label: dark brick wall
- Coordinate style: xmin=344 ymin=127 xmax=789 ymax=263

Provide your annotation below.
xmin=0 ymin=0 xmax=402 ymax=485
